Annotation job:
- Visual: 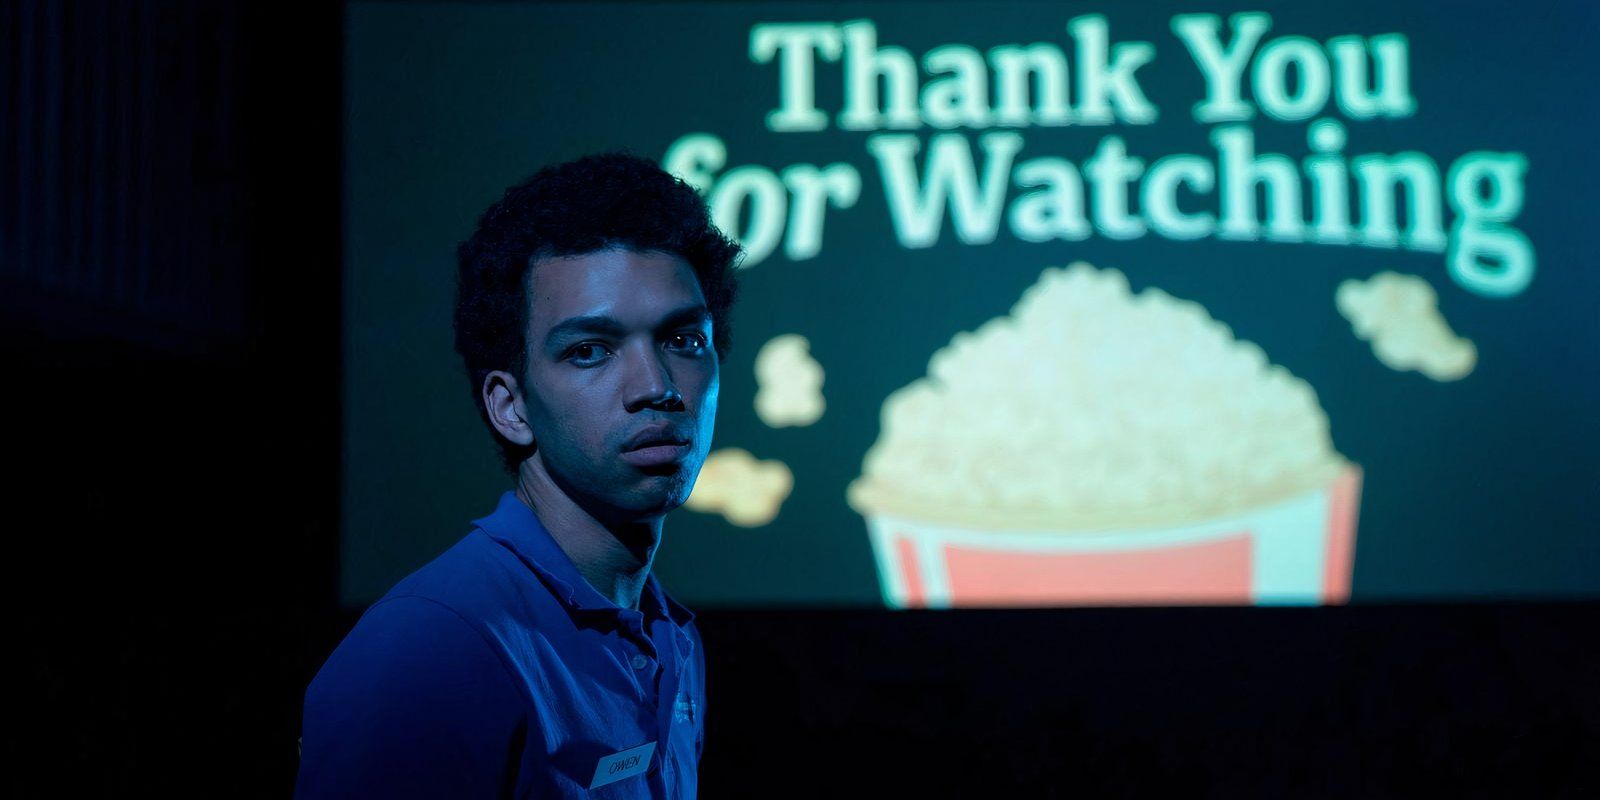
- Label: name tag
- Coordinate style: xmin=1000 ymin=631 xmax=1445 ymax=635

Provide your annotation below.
xmin=589 ymin=741 xmax=656 ymax=789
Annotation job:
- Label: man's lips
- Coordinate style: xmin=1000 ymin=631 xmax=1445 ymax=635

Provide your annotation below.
xmin=619 ymin=441 xmax=693 ymax=468
xmin=622 ymin=422 xmax=691 ymax=453
xmin=620 ymin=422 xmax=692 ymax=468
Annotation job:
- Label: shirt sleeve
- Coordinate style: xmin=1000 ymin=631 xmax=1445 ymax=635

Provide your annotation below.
xmin=293 ymin=596 xmax=528 ymax=800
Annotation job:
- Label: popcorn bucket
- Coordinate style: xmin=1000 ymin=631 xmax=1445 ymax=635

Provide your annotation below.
xmin=864 ymin=466 xmax=1362 ymax=608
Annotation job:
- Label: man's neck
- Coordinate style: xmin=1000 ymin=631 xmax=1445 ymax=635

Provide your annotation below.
xmin=514 ymin=464 xmax=662 ymax=612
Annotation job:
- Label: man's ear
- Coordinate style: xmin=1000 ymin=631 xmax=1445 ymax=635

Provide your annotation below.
xmin=483 ymin=369 xmax=536 ymax=448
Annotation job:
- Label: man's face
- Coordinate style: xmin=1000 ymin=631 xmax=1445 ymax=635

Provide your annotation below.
xmin=517 ymin=248 xmax=719 ymax=523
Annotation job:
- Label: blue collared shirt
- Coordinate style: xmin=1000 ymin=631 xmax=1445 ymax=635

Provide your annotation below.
xmin=294 ymin=491 xmax=705 ymax=799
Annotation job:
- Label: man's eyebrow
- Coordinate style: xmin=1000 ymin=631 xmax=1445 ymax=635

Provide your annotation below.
xmin=656 ymin=304 xmax=713 ymax=330
xmin=543 ymin=305 xmax=711 ymax=349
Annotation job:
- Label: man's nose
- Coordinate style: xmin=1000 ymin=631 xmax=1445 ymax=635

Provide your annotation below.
xmin=623 ymin=341 xmax=683 ymax=412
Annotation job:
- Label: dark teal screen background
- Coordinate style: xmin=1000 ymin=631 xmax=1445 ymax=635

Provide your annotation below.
xmin=342 ymin=1 xmax=1600 ymax=608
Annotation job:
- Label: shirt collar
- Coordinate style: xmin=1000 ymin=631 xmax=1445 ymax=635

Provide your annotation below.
xmin=472 ymin=490 xmax=696 ymax=627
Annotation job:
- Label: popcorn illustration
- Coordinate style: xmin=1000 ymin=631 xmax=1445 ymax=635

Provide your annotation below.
xmin=685 ymin=448 xmax=794 ymax=527
xmin=847 ymin=262 xmax=1362 ymax=608
xmin=1337 ymin=271 xmax=1477 ymax=381
xmin=754 ymin=334 xmax=826 ymax=427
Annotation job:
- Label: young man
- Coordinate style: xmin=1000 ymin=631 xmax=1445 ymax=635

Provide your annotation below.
xmin=294 ymin=153 xmax=742 ymax=799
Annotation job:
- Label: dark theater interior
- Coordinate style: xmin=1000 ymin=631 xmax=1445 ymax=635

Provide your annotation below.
xmin=8 ymin=2 xmax=1598 ymax=797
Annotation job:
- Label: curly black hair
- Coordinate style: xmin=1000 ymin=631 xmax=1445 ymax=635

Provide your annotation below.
xmin=453 ymin=151 xmax=743 ymax=475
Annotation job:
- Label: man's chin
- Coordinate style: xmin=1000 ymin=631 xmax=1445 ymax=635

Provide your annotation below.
xmin=619 ymin=477 xmax=692 ymax=518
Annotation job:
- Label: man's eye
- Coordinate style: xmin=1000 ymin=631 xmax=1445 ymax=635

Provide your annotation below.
xmin=670 ymin=333 xmax=708 ymax=352
xmin=568 ymin=343 xmax=612 ymax=363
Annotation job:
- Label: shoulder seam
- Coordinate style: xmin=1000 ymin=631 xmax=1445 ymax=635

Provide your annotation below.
xmin=369 ymin=594 xmax=535 ymax=707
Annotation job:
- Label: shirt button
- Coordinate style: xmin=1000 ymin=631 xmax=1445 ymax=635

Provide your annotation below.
xmin=631 ymin=653 xmax=649 ymax=670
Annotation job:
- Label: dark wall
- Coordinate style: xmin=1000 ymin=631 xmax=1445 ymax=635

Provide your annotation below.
xmin=8 ymin=2 xmax=1597 ymax=797
xmin=8 ymin=1 xmax=341 ymax=795
xmin=693 ymin=604 xmax=1599 ymax=798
